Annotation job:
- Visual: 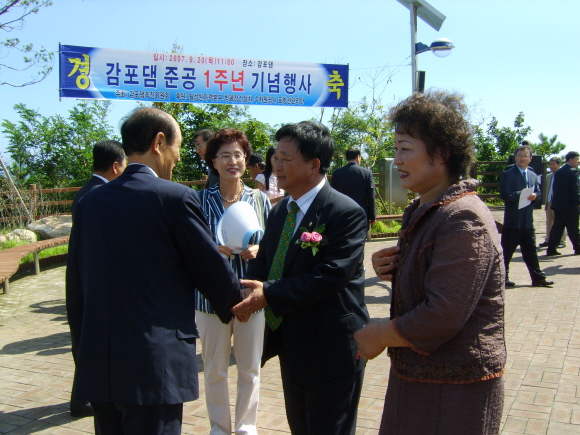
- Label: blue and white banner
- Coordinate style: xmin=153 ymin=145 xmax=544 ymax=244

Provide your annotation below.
xmin=59 ymin=45 xmax=348 ymax=108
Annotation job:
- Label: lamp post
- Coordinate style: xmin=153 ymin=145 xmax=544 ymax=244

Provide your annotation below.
xmin=397 ymin=0 xmax=454 ymax=93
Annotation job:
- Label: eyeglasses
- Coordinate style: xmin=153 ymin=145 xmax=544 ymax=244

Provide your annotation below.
xmin=216 ymin=153 xmax=246 ymax=162
xmin=195 ymin=142 xmax=206 ymax=149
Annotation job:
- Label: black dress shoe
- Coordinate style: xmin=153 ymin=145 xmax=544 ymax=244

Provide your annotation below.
xmin=505 ymin=280 xmax=516 ymax=287
xmin=557 ymin=243 xmax=566 ymax=248
xmin=531 ymin=279 xmax=555 ymax=287
xmin=538 ymin=242 xmax=549 ymax=248
xmin=70 ymin=400 xmax=93 ymax=417
xmin=546 ymin=250 xmax=561 ymax=256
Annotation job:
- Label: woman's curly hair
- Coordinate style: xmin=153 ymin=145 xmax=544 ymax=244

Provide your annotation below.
xmin=389 ymin=90 xmax=474 ymax=183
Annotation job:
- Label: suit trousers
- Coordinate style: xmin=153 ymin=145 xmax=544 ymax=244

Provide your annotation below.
xmin=279 ymin=356 xmax=364 ymax=435
xmin=501 ymin=227 xmax=545 ymax=282
xmin=196 ymin=310 xmax=265 ymax=435
xmin=547 ymin=210 xmax=580 ymax=252
xmin=91 ymin=401 xmax=182 ymax=435
xmin=544 ymin=202 xmax=566 ymax=244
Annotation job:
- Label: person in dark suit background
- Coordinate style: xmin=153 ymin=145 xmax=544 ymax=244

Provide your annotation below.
xmin=546 ymin=151 xmax=580 ymax=255
xmin=538 ymin=156 xmax=566 ymax=249
xmin=69 ymin=139 xmax=126 ymax=418
xmin=500 ymin=145 xmax=554 ymax=287
xmin=66 ymin=108 xmax=243 ymax=435
xmin=194 ymin=129 xmax=220 ymax=189
xmin=232 ymin=121 xmax=370 ymax=435
xmin=331 ymin=148 xmax=376 ymax=228
xmin=71 ymin=140 xmax=127 ymax=218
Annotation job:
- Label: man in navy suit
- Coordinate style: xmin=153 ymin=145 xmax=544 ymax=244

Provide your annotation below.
xmin=500 ymin=145 xmax=553 ymax=287
xmin=69 ymin=139 xmax=126 ymax=418
xmin=546 ymin=151 xmax=580 ymax=255
xmin=331 ymin=148 xmax=376 ymax=228
xmin=66 ymin=108 xmax=242 ymax=434
xmin=71 ymin=140 xmax=127 ymax=218
xmin=233 ymin=121 xmax=370 ymax=434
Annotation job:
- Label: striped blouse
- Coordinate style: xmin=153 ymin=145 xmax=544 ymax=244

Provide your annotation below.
xmin=195 ymin=183 xmax=271 ymax=314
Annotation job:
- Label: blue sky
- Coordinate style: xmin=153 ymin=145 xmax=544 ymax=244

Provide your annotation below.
xmin=1 ymin=0 xmax=577 ymax=159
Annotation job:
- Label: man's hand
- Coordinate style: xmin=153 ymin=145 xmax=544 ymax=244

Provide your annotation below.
xmin=527 ymin=193 xmax=537 ymax=201
xmin=232 ymin=279 xmax=268 ymax=316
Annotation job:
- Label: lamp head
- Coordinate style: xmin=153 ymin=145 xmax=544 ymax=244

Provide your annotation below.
xmin=430 ymin=38 xmax=454 ymax=58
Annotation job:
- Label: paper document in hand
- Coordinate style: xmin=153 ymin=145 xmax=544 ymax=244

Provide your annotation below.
xmin=518 ymin=187 xmax=534 ymax=209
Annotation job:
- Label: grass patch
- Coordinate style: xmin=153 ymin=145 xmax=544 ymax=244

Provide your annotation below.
xmin=0 ymin=239 xmax=69 ymax=265
xmin=483 ymin=198 xmax=504 ymax=207
xmin=21 ymin=245 xmax=69 ymax=264
xmin=371 ymin=220 xmax=402 ymax=234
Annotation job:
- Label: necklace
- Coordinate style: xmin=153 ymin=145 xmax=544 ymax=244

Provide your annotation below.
xmin=220 ymin=181 xmax=244 ymax=203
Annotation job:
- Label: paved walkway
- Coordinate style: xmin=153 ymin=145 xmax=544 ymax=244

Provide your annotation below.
xmin=0 ymin=208 xmax=579 ymax=434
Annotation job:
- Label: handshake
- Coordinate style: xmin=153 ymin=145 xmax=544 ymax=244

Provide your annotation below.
xmin=231 ymin=279 xmax=267 ymax=322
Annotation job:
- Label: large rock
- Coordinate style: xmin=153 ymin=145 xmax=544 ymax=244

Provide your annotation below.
xmin=0 ymin=229 xmax=38 ymax=244
xmin=27 ymin=215 xmax=72 ymax=240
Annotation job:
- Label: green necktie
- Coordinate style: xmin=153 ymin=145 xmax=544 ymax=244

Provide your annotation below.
xmin=265 ymin=201 xmax=299 ymax=331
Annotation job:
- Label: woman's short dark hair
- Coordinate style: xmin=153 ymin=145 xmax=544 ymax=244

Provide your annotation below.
xmin=205 ymin=128 xmax=252 ymax=176
xmin=389 ymin=90 xmax=474 ymax=183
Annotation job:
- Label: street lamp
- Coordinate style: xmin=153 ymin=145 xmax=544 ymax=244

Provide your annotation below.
xmin=397 ymin=0 xmax=453 ymax=93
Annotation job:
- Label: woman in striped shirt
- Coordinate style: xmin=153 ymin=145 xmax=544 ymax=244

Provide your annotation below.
xmin=194 ymin=128 xmax=271 ymax=435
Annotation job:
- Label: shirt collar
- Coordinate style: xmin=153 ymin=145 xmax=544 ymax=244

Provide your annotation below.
xmin=287 ymin=177 xmax=326 ymax=215
xmin=92 ymin=174 xmax=109 ymax=183
xmin=128 ymin=162 xmax=158 ymax=177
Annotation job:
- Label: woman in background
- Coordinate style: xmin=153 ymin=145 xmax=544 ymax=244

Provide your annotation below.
xmin=247 ymin=153 xmax=265 ymax=181
xmin=354 ymin=91 xmax=506 ymax=435
xmin=195 ymin=128 xmax=271 ymax=435
xmin=254 ymin=147 xmax=284 ymax=204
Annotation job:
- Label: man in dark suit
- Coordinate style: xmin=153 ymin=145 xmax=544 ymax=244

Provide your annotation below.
xmin=193 ymin=129 xmax=219 ymax=189
xmin=66 ymin=108 xmax=242 ymax=435
xmin=71 ymin=140 xmax=126 ymax=217
xmin=331 ymin=148 xmax=376 ymax=228
xmin=546 ymin=151 xmax=580 ymax=255
xmin=232 ymin=121 xmax=370 ymax=434
xmin=539 ymin=156 xmax=566 ymax=249
xmin=500 ymin=145 xmax=554 ymax=287
xmin=69 ymin=139 xmax=126 ymax=418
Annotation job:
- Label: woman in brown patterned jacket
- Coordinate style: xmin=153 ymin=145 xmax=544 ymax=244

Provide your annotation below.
xmin=354 ymin=90 xmax=506 ymax=435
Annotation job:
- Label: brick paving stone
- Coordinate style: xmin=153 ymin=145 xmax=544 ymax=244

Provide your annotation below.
xmin=546 ymin=421 xmax=580 ymax=434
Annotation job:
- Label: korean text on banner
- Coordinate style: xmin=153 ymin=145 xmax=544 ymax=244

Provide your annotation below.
xmin=59 ymin=45 xmax=348 ymax=108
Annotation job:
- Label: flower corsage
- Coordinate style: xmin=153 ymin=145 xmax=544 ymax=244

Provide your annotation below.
xmin=296 ymin=225 xmax=328 ymax=256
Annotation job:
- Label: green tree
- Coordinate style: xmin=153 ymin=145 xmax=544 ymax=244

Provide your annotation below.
xmin=326 ymin=98 xmax=394 ymax=172
xmin=472 ymin=112 xmax=535 ymax=197
xmin=484 ymin=112 xmax=532 ymax=159
xmin=152 ymin=102 xmax=275 ymax=182
xmin=1 ymin=100 xmax=116 ymax=187
xmin=1 ymin=0 xmax=54 ymax=87
xmin=531 ymin=133 xmax=566 ymax=158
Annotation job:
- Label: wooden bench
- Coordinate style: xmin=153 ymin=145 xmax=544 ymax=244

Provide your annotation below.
xmin=0 ymin=236 xmax=70 ymax=295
